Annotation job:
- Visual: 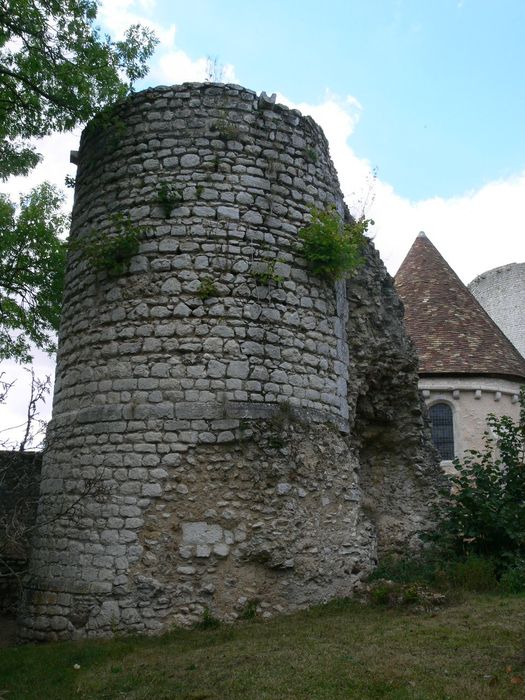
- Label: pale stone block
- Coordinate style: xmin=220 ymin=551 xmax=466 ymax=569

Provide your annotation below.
xmin=182 ymin=522 xmax=223 ymax=545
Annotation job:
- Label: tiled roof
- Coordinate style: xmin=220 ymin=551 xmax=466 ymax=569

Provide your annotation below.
xmin=394 ymin=232 xmax=525 ymax=380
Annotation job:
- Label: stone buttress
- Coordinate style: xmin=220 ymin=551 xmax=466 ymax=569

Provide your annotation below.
xmin=19 ymin=84 xmax=440 ymax=640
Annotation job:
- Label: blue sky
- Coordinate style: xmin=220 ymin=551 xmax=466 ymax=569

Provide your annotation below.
xmin=92 ymin=0 xmax=525 ymax=281
xmin=145 ymin=0 xmax=525 ymax=201
xmin=9 ymin=0 xmax=523 ymax=280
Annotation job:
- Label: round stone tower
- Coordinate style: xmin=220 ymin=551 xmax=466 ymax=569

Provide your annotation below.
xmin=19 ymin=84 xmax=440 ymax=640
xmin=469 ymin=263 xmax=525 ymax=359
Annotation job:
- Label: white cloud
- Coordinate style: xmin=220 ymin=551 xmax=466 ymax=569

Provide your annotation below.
xmin=98 ymin=0 xmax=238 ymax=86
xmin=98 ymin=0 xmax=177 ymax=49
xmin=2 ymin=131 xmax=79 ymax=206
xmin=153 ymin=51 xmax=237 ymax=86
xmin=370 ymin=169 xmax=525 ymax=282
xmin=155 ymin=51 xmax=207 ymax=84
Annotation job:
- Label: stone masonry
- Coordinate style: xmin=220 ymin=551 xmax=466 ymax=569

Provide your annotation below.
xmin=19 ymin=83 xmax=441 ymax=640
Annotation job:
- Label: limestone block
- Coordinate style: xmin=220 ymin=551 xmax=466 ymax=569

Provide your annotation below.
xmin=182 ymin=522 xmax=223 ymax=545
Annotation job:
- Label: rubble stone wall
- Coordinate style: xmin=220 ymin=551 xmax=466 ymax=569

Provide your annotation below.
xmin=0 ymin=451 xmax=41 ymax=616
xmin=19 ymin=84 xmax=441 ymax=641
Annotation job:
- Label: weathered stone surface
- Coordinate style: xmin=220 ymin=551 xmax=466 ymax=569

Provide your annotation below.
xmin=19 ymin=83 xmax=441 ymax=642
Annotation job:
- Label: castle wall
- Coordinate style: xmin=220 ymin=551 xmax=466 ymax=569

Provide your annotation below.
xmin=469 ymin=263 xmax=525 ymax=358
xmin=19 ymin=84 xmax=440 ymax=641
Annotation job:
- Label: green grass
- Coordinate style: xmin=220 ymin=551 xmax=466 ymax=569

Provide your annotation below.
xmin=1 ymin=594 xmax=525 ymax=699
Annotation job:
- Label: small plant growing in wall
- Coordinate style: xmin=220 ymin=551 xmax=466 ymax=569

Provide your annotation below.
xmin=298 ymin=205 xmax=371 ymax=282
xmin=212 ymin=118 xmax=240 ymax=142
xmin=197 ymin=276 xmax=219 ymax=300
xmin=157 ymin=181 xmax=183 ymax=217
xmin=195 ymin=607 xmax=221 ymax=630
xmin=239 ymin=598 xmax=260 ymax=620
xmin=250 ymin=260 xmax=284 ymax=287
xmin=72 ymin=213 xmax=145 ymax=279
xmin=303 ymin=147 xmax=318 ymax=164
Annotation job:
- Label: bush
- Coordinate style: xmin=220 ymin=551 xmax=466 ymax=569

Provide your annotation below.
xmin=366 ymin=579 xmax=447 ymax=608
xmin=370 ymin=552 xmax=499 ymax=594
xmin=157 ymin=182 xmax=183 ymax=217
xmin=448 ymin=555 xmax=498 ymax=592
xmin=368 ymin=390 xmax=525 ymax=596
xmin=428 ymin=387 xmax=525 ymax=564
xmin=239 ymin=599 xmax=259 ymax=620
xmin=499 ymin=560 xmax=525 ymax=593
xmin=298 ymin=206 xmax=371 ymax=282
xmin=369 ymin=553 xmax=441 ymax=586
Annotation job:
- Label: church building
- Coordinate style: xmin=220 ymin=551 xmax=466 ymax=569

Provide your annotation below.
xmin=394 ymin=232 xmax=525 ymax=466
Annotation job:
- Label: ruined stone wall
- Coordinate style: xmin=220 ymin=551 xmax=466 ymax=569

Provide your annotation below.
xmin=19 ymin=84 xmax=440 ymax=641
xmin=0 ymin=451 xmax=41 ymax=616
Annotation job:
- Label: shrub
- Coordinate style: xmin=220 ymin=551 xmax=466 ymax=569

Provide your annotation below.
xmin=369 ymin=552 xmax=499 ymax=593
xmin=369 ymin=552 xmax=444 ymax=588
xmin=303 ymin=147 xmax=318 ymax=164
xmin=298 ymin=206 xmax=371 ymax=282
xmin=429 ymin=387 xmax=525 ymax=564
xmin=448 ymin=555 xmax=498 ymax=592
xmin=250 ymin=260 xmax=283 ymax=286
xmin=212 ymin=118 xmax=239 ymax=142
xmin=368 ymin=390 xmax=525 ymax=596
xmin=499 ymin=560 xmax=525 ymax=593
xmin=366 ymin=579 xmax=446 ymax=608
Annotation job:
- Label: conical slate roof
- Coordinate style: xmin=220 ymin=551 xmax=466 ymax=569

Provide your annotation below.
xmin=394 ymin=232 xmax=525 ymax=380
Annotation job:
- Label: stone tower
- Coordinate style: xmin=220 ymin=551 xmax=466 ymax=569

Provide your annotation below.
xmin=469 ymin=263 xmax=525 ymax=360
xmin=19 ymin=84 xmax=440 ymax=640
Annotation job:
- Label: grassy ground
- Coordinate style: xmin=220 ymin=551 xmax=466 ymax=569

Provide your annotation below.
xmin=1 ymin=594 xmax=524 ymax=699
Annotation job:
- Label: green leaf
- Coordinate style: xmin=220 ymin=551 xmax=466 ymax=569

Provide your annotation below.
xmin=0 ymin=183 xmax=68 ymax=361
xmin=0 ymin=0 xmax=158 ymax=179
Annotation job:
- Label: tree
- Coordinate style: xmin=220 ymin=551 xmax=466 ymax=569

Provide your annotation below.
xmin=0 ymin=183 xmax=67 ymax=361
xmin=0 ymin=0 xmax=158 ymax=360
xmin=0 ymin=0 xmax=158 ymax=179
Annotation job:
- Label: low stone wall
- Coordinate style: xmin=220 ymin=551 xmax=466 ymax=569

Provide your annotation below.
xmin=0 ymin=451 xmax=42 ymax=616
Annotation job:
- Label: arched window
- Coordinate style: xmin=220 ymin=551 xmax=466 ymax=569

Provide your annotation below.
xmin=429 ymin=403 xmax=454 ymax=460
